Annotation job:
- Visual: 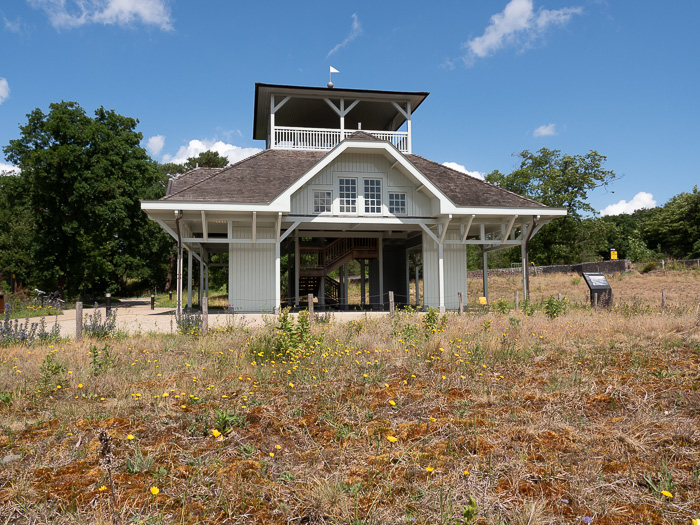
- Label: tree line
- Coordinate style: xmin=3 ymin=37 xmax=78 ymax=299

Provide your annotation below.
xmin=0 ymin=101 xmax=228 ymax=299
xmin=1 ymin=101 xmax=697 ymax=299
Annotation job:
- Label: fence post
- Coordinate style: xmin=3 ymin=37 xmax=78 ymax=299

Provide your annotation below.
xmin=307 ymin=293 xmax=314 ymax=318
xmin=202 ymin=296 xmax=208 ymax=334
xmin=75 ymin=301 xmax=83 ymax=341
xmin=558 ymin=293 xmax=562 ymax=301
xmin=150 ymin=294 xmax=155 ymax=310
xmin=662 ymin=259 xmax=665 ymax=271
xmin=389 ymin=291 xmax=395 ymax=317
xmin=514 ymin=291 xmax=519 ymax=312
xmin=661 ymin=290 xmax=666 ymax=310
xmin=458 ymin=292 xmax=463 ymax=315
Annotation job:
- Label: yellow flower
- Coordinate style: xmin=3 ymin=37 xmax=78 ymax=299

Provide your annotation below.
xmin=464 ymin=470 xmax=469 ymax=476
xmin=126 ymin=434 xmax=135 ymax=440
xmin=275 ymin=444 xmax=281 ymax=449
xmin=269 ymin=452 xmax=275 ymax=457
xmin=78 ymin=383 xmax=83 ymax=388
xmin=288 ymin=382 xmax=294 ymax=388
xmin=426 ymin=466 xmax=434 ymax=473
xmin=150 ymin=486 xmax=160 ymax=495
xmin=98 ymin=485 xmax=107 ymax=491
xmin=386 ymin=436 xmax=398 ymax=443
xmin=691 ymin=519 xmax=700 ymax=525
xmin=661 ymin=490 xmax=673 ymax=498
xmin=212 ymin=429 xmax=221 ymax=438
xmin=162 ymin=392 xmax=169 ymax=397
xmin=388 ymin=400 xmax=396 ymax=406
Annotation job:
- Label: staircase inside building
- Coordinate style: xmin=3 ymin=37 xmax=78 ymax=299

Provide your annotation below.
xmin=298 ymin=238 xmax=379 ymax=307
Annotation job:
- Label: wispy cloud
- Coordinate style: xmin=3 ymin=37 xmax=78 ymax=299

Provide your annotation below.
xmin=463 ymin=0 xmax=582 ymax=63
xmin=3 ymin=15 xmax=23 ymax=33
xmin=533 ymin=123 xmax=557 ymax=137
xmin=327 ymin=13 xmax=362 ymax=58
xmin=443 ymin=161 xmax=485 ymax=180
xmin=161 ymin=139 xmax=261 ymax=166
xmin=28 ymin=0 xmax=173 ymax=31
xmin=599 ymin=191 xmax=656 ymax=216
xmin=146 ymin=135 xmax=165 ymax=156
xmin=0 ymin=78 xmax=9 ymax=105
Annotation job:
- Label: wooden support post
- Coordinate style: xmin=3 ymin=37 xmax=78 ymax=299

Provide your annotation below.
xmin=202 ymin=296 xmax=208 ymax=334
xmin=593 ymin=293 xmax=598 ymax=308
xmin=558 ymin=293 xmax=562 ymax=301
xmin=458 ymin=292 xmax=463 ymax=315
xmin=75 ymin=302 xmax=83 ymax=341
xmin=389 ymin=291 xmax=395 ymax=317
xmin=514 ymin=291 xmax=519 ymax=312
xmin=662 ymin=290 xmax=666 ymax=309
xmin=308 ymin=293 xmax=314 ymax=318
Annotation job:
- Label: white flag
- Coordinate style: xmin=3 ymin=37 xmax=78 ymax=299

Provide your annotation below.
xmin=330 ymin=66 xmax=340 ymax=74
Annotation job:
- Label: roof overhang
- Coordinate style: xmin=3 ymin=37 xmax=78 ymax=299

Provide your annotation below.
xmin=253 ymin=83 xmax=429 ymax=141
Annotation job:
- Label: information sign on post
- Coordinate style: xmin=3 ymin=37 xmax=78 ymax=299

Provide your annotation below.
xmin=610 ymin=249 xmax=618 ymax=260
xmin=582 ymin=272 xmax=613 ymax=308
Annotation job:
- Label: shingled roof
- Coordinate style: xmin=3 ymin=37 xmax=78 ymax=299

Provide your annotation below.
xmin=162 ymin=141 xmax=547 ymax=209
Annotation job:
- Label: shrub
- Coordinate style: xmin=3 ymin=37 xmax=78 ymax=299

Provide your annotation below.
xmin=544 ymin=296 xmax=567 ymax=319
xmin=0 ymin=313 xmax=61 ymax=346
xmin=640 ymin=262 xmax=657 ymax=274
xmin=83 ymin=309 xmax=118 ymax=338
xmin=175 ymin=310 xmax=202 ymax=336
xmin=491 ymin=298 xmax=510 ymax=315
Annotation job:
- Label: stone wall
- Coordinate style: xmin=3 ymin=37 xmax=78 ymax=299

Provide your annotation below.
xmin=467 ymin=259 xmax=631 ymax=279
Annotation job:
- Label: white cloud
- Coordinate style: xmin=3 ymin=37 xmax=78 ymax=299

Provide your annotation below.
xmin=28 ymin=0 xmax=173 ymax=30
xmin=0 ymin=162 xmax=20 ymax=174
xmin=161 ymin=139 xmax=261 ymax=166
xmin=463 ymin=0 xmax=582 ymax=62
xmin=146 ymin=134 xmax=165 ymax=156
xmin=3 ymin=16 xmax=23 ymax=33
xmin=0 ymin=78 xmax=9 ymax=104
xmin=443 ymin=161 xmax=485 ymax=180
xmin=533 ymin=123 xmax=557 ymax=137
xmin=599 ymin=192 xmax=656 ymax=216
xmin=327 ymin=13 xmax=362 ymax=58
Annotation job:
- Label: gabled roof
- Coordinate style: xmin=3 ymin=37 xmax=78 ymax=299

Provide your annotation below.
xmin=406 ymin=155 xmax=546 ymax=209
xmin=160 ymin=138 xmax=547 ymax=210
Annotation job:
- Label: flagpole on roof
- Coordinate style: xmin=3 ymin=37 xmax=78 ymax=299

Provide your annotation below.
xmin=328 ymin=66 xmax=339 ymax=88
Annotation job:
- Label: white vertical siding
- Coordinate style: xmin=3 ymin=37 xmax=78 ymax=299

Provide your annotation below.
xmin=444 ymin=245 xmax=467 ymax=310
xmin=422 ymin=231 xmax=439 ymax=308
xmin=290 ymin=152 xmax=436 ymax=216
xmin=229 ymin=242 xmax=276 ymax=312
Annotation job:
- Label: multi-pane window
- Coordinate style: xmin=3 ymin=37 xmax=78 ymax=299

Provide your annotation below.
xmin=313 ymin=190 xmax=332 ymax=213
xmin=364 ymin=179 xmax=382 ymax=214
xmin=339 ymin=178 xmax=357 ymax=213
xmin=389 ymin=192 xmax=407 ymax=214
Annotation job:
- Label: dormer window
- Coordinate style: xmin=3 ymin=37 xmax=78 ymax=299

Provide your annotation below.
xmin=339 ymin=178 xmax=357 ymax=213
xmin=313 ymin=190 xmax=332 ymax=213
xmin=364 ymin=179 xmax=382 ymax=214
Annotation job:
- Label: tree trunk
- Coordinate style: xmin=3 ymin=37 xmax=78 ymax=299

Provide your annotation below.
xmin=164 ymin=243 xmax=177 ymax=292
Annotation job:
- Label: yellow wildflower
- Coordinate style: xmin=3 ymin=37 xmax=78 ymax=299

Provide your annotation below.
xmin=150 ymin=486 xmax=160 ymax=495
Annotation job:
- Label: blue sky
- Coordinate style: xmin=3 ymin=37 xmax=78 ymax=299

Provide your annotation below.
xmin=1 ymin=0 xmax=698 ymax=215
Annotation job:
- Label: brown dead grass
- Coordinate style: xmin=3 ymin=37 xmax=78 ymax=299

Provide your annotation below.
xmin=0 ymin=270 xmax=699 ymax=524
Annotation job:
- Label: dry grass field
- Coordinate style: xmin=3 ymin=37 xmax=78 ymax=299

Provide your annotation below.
xmin=1 ymin=268 xmax=699 ymax=524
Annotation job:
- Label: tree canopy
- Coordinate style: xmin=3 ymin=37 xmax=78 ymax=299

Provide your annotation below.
xmin=2 ymin=101 xmax=170 ymax=297
xmin=486 ymin=148 xmax=617 ymax=265
xmin=158 ymin=150 xmax=230 ymax=177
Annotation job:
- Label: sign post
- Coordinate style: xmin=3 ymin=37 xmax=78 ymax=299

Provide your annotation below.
xmin=582 ymin=273 xmax=613 ymax=308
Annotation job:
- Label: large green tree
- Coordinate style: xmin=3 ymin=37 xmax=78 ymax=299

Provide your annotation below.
xmin=640 ymin=186 xmax=700 ymax=259
xmin=3 ymin=101 xmax=170 ymax=297
xmin=486 ymin=148 xmax=617 ymax=264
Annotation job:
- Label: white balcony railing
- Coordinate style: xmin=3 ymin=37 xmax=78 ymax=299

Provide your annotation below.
xmin=272 ymin=126 xmax=410 ymax=153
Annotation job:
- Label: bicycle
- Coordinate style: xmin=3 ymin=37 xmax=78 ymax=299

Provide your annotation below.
xmin=34 ymin=289 xmax=65 ymax=310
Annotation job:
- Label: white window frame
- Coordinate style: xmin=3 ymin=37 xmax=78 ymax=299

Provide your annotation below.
xmin=363 ymin=178 xmax=382 ymax=215
xmin=388 ymin=191 xmax=407 ymax=215
xmin=312 ymin=189 xmax=332 ymax=214
xmin=337 ymin=177 xmax=358 ymax=215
